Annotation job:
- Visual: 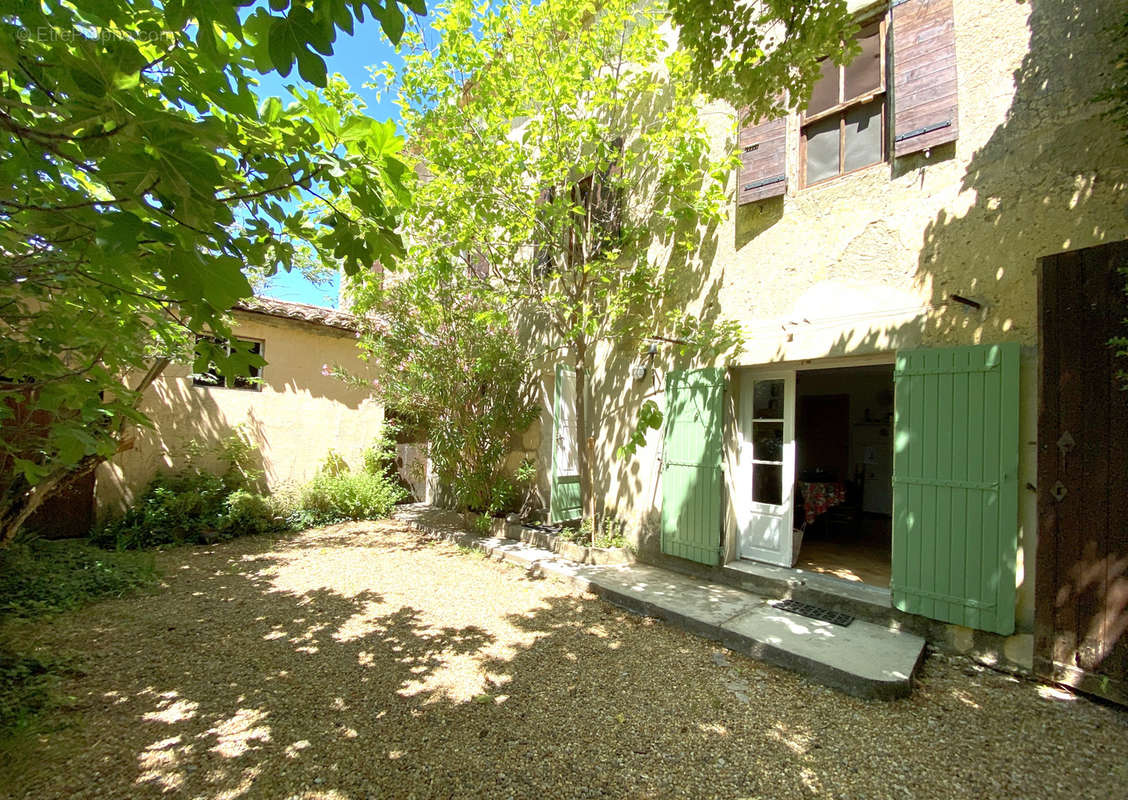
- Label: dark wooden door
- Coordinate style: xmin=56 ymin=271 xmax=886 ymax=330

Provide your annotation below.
xmin=24 ymin=469 xmax=95 ymax=539
xmin=1036 ymin=240 xmax=1128 ymax=705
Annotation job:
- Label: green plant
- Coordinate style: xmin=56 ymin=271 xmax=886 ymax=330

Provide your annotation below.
xmin=318 ymin=450 xmax=351 ymax=478
xmin=290 ymin=471 xmax=406 ymax=529
xmin=362 ymin=424 xmax=401 ymax=480
xmin=0 ymin=539 xmax=156 ymax=619
xmin=485 ymin=458 xmax=539 ymax=519
xmin=351 ymin=274 xmax=539 ymax=518
xmin=220 ymin=490 xmax=278 ymax=537
xmin=91 ymin=466 xmax=285 ymax=551
xmin=565 ymin=515 xmax=628 ymax=549
xmin=0 ymin=539 xmax=156 ymax=736
xmin=216 ymin=428 xmax=265 ymax=491
xmin=0 ymin=650 xmax=55 ymax=737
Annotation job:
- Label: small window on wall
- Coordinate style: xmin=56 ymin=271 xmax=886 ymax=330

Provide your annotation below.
xmin=802 ymin=20 xmax=886 ymax=187
xmin=192 ymin=336 xmax=263 ymax=391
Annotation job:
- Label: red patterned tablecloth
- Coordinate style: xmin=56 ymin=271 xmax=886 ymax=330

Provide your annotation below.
xmin=798 ymin=481 xmax=847 ymax=526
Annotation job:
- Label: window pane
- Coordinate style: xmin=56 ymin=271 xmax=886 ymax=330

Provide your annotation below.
xmin=752 ymin=379 xmax=784 ymax=418
xmin=844 ymin=23 xmax=882 ymax=100
xmin=805 ymin=115 xmax=841 ymax=184
xmin=752 ymin=421 xmax=783 ymax=462
xmin=807 ymin=58 xmax=839 ymax=115
xmin=844 ymin=100 xmax=883 ymax=172
xmin=753 ymin=464 xmax=783 ymax=506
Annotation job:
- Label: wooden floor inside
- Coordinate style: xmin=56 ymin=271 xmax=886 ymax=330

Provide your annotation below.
xmin=796 ymin=515 xmax=892 ymax=587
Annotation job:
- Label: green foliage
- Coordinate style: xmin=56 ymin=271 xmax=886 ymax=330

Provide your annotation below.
xmin=92 ymin=431 xmax=280 ymax=549
xmin=484 ymin=457 xmax=539 ymax=518
xmin=0 ymin=538 xmax=156 ymax=619
xmin=379 ymin=0 xmax=746 ymax=525
xmin=0 ymin=538 xmax=156 ymax=735
xmin=564 ymin=515 xmax=628 ymax=549
xmin=667 ymin=0 xmax=857 ymax=121
xmin=290 ymin=470 xmax=406 ymax=529
xmin=0 ymin=0 xmax=421 ymax=543
xmin=317 ymin=449 xmax=351 ymax=478
xmin=221 ymin=490 xmax=277 ymax=537
xmin=350 ymin=272 xmax=539 ymax=517
xmin=90 ymin=469 xmax=280 ymax=549
xmin=362 ymin=424 xmax=400 ymax=479
xmin=0 ymin=650 xmax=56 ymax=736
xmin=616 ymin=400 xmax=664 ymax=460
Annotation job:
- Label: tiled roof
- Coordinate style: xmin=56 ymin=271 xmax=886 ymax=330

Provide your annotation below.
xmin=232 ymin=296 xmax=358 ymax=331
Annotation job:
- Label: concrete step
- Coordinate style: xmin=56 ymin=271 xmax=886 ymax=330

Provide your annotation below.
xmin=397 ymin=507 xmax=926 ymax=700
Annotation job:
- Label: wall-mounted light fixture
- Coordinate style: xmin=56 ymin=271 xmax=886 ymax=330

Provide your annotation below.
xmin=634 ymin=342 xmax=659 ymax=380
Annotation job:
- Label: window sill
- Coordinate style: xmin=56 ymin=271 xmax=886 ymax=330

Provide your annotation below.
xmin=799 ymin=159 xmax=887 ymax=193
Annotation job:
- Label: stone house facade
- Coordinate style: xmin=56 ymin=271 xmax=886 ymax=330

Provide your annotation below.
xmin=536 ymin=0 xmax=1128 ymax=697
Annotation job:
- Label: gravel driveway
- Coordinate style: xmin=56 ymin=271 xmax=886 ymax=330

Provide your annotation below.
xmin=3 ymin=521 xmax=1126 ymax=800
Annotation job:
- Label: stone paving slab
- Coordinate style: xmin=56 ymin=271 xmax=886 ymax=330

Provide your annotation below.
xmin=395 ymin=505 xmax=925 ymax=699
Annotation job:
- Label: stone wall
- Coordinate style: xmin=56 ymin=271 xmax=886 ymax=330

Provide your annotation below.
xmin=95 ymin=311 xmax=384 ymax=515
xmin=556 ymin=0 xmax=1128 ymax=642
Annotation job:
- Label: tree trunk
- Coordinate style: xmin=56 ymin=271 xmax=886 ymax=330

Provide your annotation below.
xmin=573 ymin=339 xmax=597 ymax=544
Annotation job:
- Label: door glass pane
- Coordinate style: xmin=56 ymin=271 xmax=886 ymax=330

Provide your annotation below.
xmin=805 ymin=115 xmax=840 ymax=184
xmin=752 ymin=421 xmax=783 ymax=462
xmin=844 ymin=100 xmax=883 ymax=172
xmin=753 ymin=464 xmax=783 ymax=505
xmin=753 ymin=379 xmax=784 ymax=418
xmin=807 ymin=58 xmax=839 ymax=115
xmin=844 ymin=23 xmax=882 ymax=100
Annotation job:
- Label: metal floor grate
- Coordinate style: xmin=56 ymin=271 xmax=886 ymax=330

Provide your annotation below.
xmin=771 ymin=599 xmax=855 ymax=627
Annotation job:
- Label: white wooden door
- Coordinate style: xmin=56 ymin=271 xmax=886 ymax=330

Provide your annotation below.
xmin=736 ymin=369 xmax=796 ymax=566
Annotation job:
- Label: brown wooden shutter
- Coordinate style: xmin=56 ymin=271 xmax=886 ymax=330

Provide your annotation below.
xmin=737 ymin=114 xmax=787 ymax=204
xmin=892 ymin=0 xmax=959 ymax=157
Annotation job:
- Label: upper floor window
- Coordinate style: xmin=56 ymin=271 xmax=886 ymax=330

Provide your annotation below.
xmin=533 ymin=143 xmax=623 ymax=277
xmin=801 ymin=21 xmax=886 ymax=187
xmin=192 ymin=336 xmax=263 ymax=391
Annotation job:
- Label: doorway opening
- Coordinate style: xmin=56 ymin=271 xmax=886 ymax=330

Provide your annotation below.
xmin=792 ymin=364 xmax=894 ymax=587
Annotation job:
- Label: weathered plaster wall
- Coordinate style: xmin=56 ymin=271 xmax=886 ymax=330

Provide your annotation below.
xmin=95 ymin=312 xmax=383 ymax=515
xmin=572 ymin=0 xmax=1128 ymax=642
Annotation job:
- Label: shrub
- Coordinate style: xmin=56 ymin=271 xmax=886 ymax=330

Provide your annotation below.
xmin=290 ymin=471 xmax=405 ymax=529
xmin=220 ymin=490 xmax=279 ymax=537
xmin=91 ymin=470 xmax=284 ymax=550
xmin=362 ymin=424 xmax=400 ymax=480
xmin=349 ymin=273 xmax=539 ymax=518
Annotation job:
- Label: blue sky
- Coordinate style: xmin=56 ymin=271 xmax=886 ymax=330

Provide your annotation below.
xmin=249 ymin=10 xmax=431 ymax=308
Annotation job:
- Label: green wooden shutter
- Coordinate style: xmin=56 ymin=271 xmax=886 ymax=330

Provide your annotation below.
xmin=550 ymin=362 xmax=581 ymax=522
xmin=892 ymin=343 xmax=1020 ymax=635
xmin=661 ymin=368 xmax=724 ymax=566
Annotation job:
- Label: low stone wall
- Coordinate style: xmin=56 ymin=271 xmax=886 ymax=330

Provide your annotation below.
xmin=495 ymin=519 xmax=633 ymax=566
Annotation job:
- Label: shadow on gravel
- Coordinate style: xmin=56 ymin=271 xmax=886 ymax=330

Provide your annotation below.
xmin=5 ymin=522 xmax=1127 ymax=800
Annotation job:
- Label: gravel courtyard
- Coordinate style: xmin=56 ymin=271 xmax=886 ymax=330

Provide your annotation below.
xmin=3 ymin=521 xmax=1126 ymax=800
